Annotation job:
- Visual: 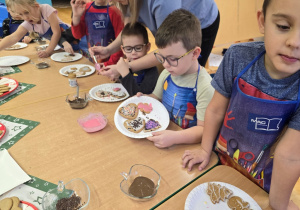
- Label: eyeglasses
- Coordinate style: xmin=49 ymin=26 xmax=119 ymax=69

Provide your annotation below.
xmin=122 ymin=44 xmax=147 ymax=53
xmin=154 ymin=48 xmax=194 ymax=67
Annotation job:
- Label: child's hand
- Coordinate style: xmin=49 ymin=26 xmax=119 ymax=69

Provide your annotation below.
xmin=70 ymin=0 xmax=86 ymax=18
xmin=182 ymin=148 xmax=211 ymax=171
xmin=147 ymin=130 xmax=176 ymax=148
xmin=22 ymin=36 xmax=32 ymax=44
xmin=136 ymin=92 xmax=143 ymax=97
xmin=95 ymin=63 xmax=104 ymax=73
xmin=37 ymin=50 xmax=50 ymax=58
xmin=63 ymin=42 xmax=74 ymax=55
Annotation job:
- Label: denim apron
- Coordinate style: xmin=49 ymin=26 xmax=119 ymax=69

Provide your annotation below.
xmin=215 ymin=51 xmax=300 ymax=192
xmin=80 ymin=3 xmax=115 ymax=62
xmin=162 ymin=65 xmax=200 ymax=129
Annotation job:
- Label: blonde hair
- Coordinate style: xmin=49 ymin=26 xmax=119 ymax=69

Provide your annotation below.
xmin=5 ymin=0 xmax=37 ymax=13
xmin=118 ymin=0 xmax=142 ymax=26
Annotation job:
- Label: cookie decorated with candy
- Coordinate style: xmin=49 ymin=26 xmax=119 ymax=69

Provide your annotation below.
xmin=144 ymin=119 xmax=161 ymax=132
xmin=119 ymin=103 xmax=139 ymax=119
xmin=124 ymin=117 xmax=145 ymax=133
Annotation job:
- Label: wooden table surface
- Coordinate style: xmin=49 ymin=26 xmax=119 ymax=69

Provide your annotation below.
xmin=156 ymin=165 xmax=271 ymax=209
xmin=0 ymin=43 xmax=219 ymax=209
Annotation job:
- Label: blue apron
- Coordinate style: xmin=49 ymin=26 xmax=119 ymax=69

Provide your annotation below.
xmin=215 ymin=51 xmax=300 ymax=192
xmin=80 ymin=3 xmax=115 ymax=62
xmin=162 ymin=65 xmax=200 ymax=129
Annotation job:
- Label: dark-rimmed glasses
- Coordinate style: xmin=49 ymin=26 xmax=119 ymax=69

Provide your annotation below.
xmin=122 ymin=44 xmax=147 ymax=53
xmin=154 ymin=48 xmax=194 ymax=67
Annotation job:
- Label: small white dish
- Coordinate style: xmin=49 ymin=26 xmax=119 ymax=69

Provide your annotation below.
xmin=50 ymin=52 xmax=82 ymax=63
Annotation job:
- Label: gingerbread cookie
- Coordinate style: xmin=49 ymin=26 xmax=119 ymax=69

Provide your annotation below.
xmin=138 ymin=103 xmax=153 ymax=114
xmin=144 ymin=119 xmax=161 ymax=132
xmin=227 ymin=196 xmax=250 ymax=210
xmin=0 ymin=198 xmax=13 ymax=210
xmin=206 ymin=182 xmax=232 ymax=204
xmin=79 ymin=66 xmax=92 ymax=72
xmin=11 ymin=197 xmax=21 ymax=210
xmin=124 ymin=117 xmax=145 ymax=133
xmin=119 ymin=103 xmax=138 ymax=119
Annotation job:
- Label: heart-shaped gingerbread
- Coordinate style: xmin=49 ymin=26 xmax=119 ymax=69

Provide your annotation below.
xmin=124 ymin=117 xmax=145 ymax=133
xmin=144 ymin=119 xmax=161 ymax=132
xmin=119 ymin=103 xmax=139 ymax=119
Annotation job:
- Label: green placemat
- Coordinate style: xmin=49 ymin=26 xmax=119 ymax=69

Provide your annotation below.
xmin=0 ymin=66 xmax=22 ymax=76
xmin=0 ymin=82 xmax=35 ymax=106
xmin=0 ymin=115 xmax=39 ymax=150
xmin=0 ymin=175 xmax=56 ymax=208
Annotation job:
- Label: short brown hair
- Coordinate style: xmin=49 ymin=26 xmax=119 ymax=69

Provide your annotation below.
xmin=121 ymin=22 xmax=149 ymax=44
xmin=155 ymin=9 xmax=202 ymax=51
xmin=262 ymin=0 xmax=271 ymax=16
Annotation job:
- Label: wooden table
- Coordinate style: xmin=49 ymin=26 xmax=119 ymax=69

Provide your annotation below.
xmin=0 ymin=43 xmax=219 ymax=209
xmin=155 ymin=165 xmax=271 ymax=209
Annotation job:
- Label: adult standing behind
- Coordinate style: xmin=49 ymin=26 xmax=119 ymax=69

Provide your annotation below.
xmin=89 ymin=0 xmax=220 ymax=80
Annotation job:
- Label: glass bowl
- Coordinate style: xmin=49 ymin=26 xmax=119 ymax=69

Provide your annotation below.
xmin=42 ymin=178 xmax=90 ymax=210
xmin=77 ymin=112 xmax=107 ymax=133
xmin=120 ymin=164 xmax=161 ymax=201
xmin=66 ymin=92 xmax=88 ymax=109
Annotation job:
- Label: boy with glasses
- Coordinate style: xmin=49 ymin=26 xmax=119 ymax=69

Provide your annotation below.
xmin=137 ymin=9 xmax=214 ymax=148
xmin=115 ymin=22 xmax=158 ymax=96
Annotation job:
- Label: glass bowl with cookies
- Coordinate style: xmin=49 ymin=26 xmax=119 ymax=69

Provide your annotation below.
xmin=120 ymin=164 xmax=161 ymax=201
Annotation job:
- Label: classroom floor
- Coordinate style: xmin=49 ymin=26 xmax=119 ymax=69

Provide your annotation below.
xmin=54 ymin=6 xmax=300 ymax=207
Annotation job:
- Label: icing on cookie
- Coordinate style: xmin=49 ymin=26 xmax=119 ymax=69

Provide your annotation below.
xmin=144 ymin=119 xmax=161 ymax=132
xmin=138 ymin=103 xmax=153 ymax=113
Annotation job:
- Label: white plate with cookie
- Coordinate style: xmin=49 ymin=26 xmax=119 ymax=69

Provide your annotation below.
xmin=59 ymin=64 xmax=95 ymax=77
xmin=0 ymin=56 xmax=30 ymax=67
xmin=114 ymin=95 xmax=170 ymax=138
xmin=0 ymin=77 xmax=19 ymax=97
xmin=50 ymin=52 xmax=82 ymax=63
xmin=89 ymin=83 xmax=129 ymax=102
xmin=185 ymin=182 xmax=261 ymax=210
xmin=5 ymin=42 xmax=28 ymax=50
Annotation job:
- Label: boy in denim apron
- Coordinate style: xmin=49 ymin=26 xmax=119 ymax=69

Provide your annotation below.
xmin=182 ymin=0 xmax=300 ymax=209
xmin=137 ymin=9 xmax=214 ymax=149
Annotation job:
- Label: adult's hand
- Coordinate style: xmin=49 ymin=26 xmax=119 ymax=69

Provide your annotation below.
xmin=98 ymin=64 xmax=121 ymax=81
xmin=89 ymin=46 xmax=111 ymax=60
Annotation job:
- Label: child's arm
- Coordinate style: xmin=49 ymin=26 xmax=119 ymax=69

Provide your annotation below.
xmin=147 ymin=120 xmax=204 ymax=148
xmin=269 ymin=128 xmax=300 ymax=210
xmin=182 ymin=91 xmax=229 ymax=171
xmin=0 ymin=26 xmax=27 ymax=51
xmin=39 ymin=12 xmax=61 ymax=57
xmin=70 ymin=0 xmax=86 ymax=26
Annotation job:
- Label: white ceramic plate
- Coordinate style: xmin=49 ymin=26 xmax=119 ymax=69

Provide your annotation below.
xmin=0 ymin=56 xmax=30 ymax=66
xmin=5 ymin=42 xmax=28 ymax=50
xmin=59 ymin=64 xmax=95 ymax=78
xmin=114 ymin=96 xmax=170 ymax=138
xmin=89 ymin=83 xmax=129 ymax=102
xmin=184 ymin=182 xmax=262 ymax=210
xmin=50 ymin=52 xmax=82 ymax=63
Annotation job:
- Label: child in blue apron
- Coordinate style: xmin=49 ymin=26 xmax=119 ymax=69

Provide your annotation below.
xmin=71 ymin=0 xmax=123 ymax=67
xmin=182 ymin=0 xmax=300 ymax=209
xmin=115 ymin=22 xmax=158 ymax=96
xmin=0 ymin=0 xmax=78 ymax=57
xmin=137 ymin=9 xmax=214 ymax=149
